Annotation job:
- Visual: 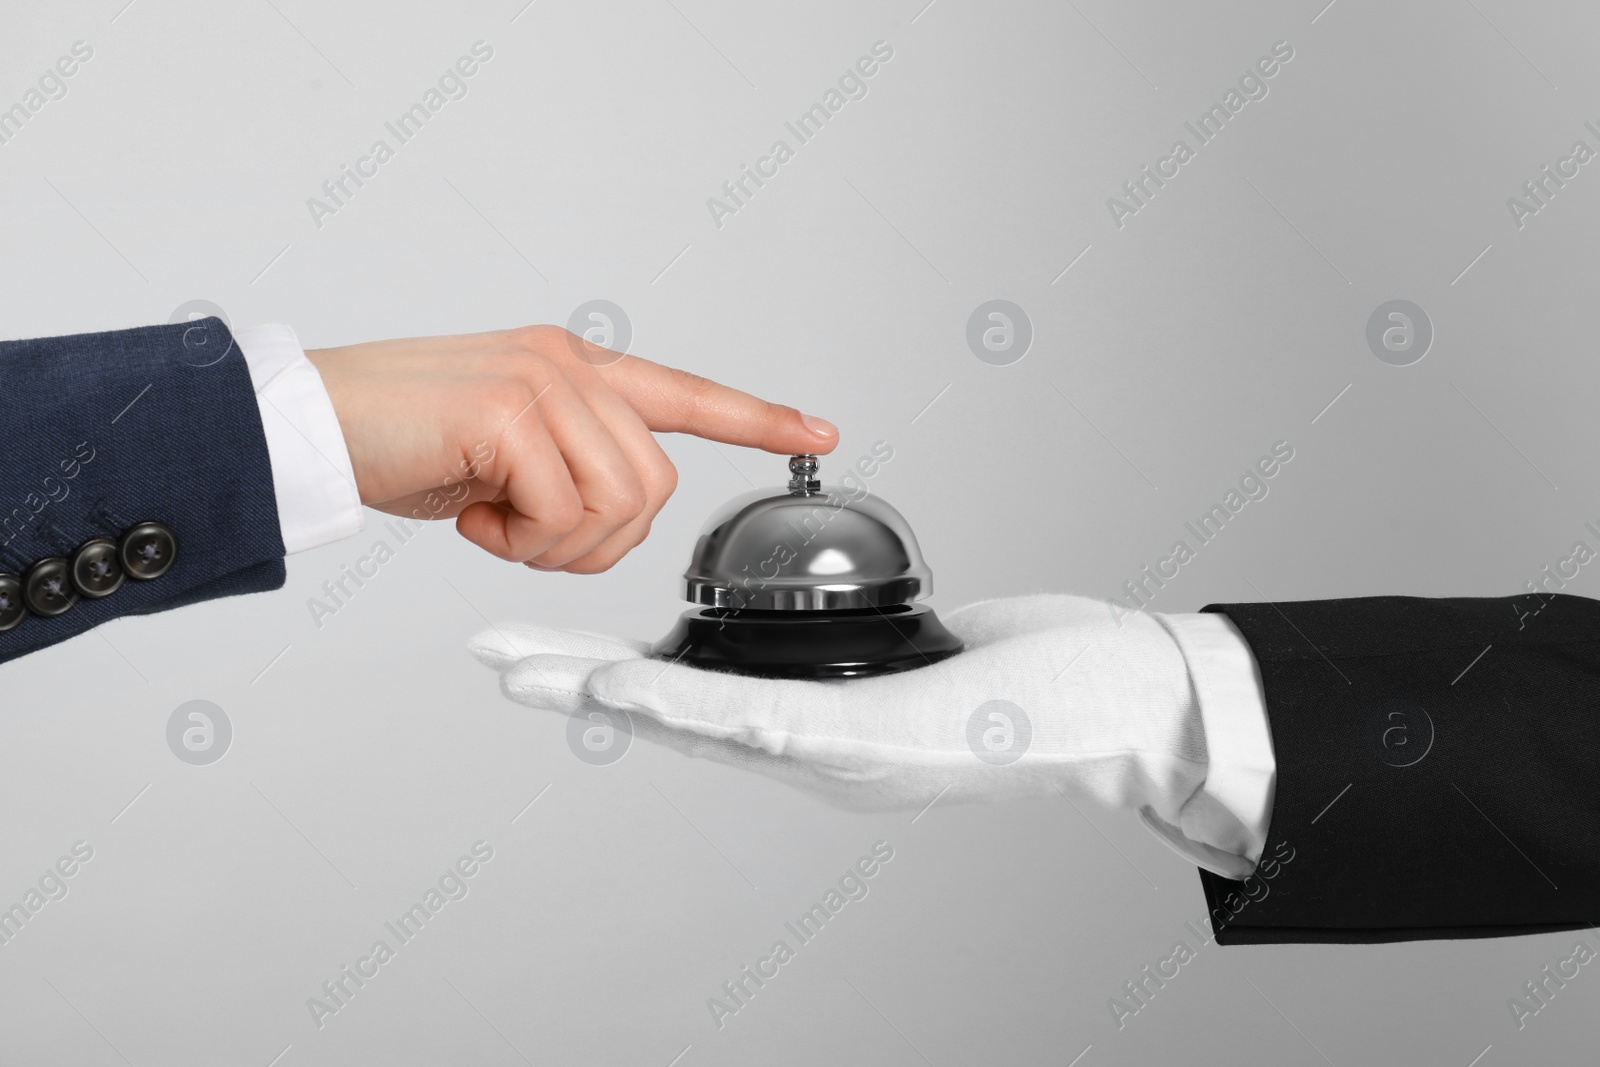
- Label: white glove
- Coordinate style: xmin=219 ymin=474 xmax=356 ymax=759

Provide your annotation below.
xmin=470 ymin=594 xmax=1258 ymax=878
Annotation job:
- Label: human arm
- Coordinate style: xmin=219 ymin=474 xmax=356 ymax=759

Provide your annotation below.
xmin=1197 ymin=593 xmax=1600 ymax=944
xmin=469 ymin=594 xmax=1277 ymax=880
xmin=0 ymin=318 xmax=835 ymax=663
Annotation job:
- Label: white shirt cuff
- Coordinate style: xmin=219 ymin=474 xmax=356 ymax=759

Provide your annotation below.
xmin=235 ymin=324 xmax=365 ymax=554
xmin=1144 ymin=612 xmax=1276 ymax=880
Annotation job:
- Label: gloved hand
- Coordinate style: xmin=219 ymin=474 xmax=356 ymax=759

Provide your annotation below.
xmin=471 ymin=594 xmax=1254 ymax=877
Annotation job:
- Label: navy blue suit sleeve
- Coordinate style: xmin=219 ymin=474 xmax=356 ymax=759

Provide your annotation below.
xmin=0 ymin=318 xmax=286 ymax=664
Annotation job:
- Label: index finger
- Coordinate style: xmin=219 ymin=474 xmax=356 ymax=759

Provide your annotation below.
xmin=599 ymin=353 xmax=839 ymax=455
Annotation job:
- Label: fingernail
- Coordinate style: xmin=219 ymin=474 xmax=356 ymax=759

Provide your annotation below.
xmin=800 ymin=413 xmax=837 ymax=438
xmin=525 ymin=561 xmax=557 ymax=572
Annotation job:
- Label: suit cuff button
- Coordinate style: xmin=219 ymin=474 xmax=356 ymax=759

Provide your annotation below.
xmin=72 ymin=537 xmax=125 ymax=598
xmin=0 ymin=575 xmax=24 ymax=631
xmin=120 ymin=522 xmax=178 ymax=580
xmin=24 ymin=558 xmax=77 ymax=617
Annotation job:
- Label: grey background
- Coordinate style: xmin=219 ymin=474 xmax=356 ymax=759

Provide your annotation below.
xmin=1 ymin=0 xmax=1596 ymax=1063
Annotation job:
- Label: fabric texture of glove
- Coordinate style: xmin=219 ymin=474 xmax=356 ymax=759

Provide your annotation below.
xmin=471 ymin=594 xmax=1258 ymax=878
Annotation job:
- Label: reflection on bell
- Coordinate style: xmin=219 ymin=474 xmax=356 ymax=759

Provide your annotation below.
xmin=650 ymin=454 xmax=964 ymax=678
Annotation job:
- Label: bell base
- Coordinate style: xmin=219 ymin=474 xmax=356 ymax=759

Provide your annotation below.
xmin=651 ymin=604 xmax=964 ymax=680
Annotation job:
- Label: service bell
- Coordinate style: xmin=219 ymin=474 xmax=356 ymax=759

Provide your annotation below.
xmin=650 ymin=454 xmax=963 ymax=678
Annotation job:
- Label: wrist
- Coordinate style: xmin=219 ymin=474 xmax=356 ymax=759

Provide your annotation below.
xmin=236 ymin=326 xmax=366 ymax=553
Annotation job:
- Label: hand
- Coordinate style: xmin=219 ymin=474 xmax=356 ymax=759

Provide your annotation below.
xmin=305 ymin=325 xmax=838 ymax=573
xmin=470 ymin=594 xmax=1211 ymax=827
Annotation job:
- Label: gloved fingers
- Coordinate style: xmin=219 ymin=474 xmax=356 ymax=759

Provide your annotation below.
xmin=622 ymin=711 xmax=932 ymax=811
xmin=563 ymin=629 xmax=655 ymax=657
xmin=585 ymin=655 xmax=847 ymax=746
xmin=469 ymin=622 xmax=649 ymax=670
xmin=584 ymin=657 xmax=991 ymax=770
xmin=585 ymin=648 xmax=1044 ymax=749
xmin=558 ymin=665 xmax=902 ymax=780
xmin=501 ymin=652 xmax=617 ymax=713
xmin=627 ymin=710 xmax=816 ymax=771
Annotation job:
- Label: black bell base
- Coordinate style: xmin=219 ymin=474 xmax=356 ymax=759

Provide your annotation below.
xmin=650 ymin=604 xmax=964 ymax=679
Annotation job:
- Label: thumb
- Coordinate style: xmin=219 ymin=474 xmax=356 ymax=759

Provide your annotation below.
xmin=470 ymin=622 xmax=649 ymax=671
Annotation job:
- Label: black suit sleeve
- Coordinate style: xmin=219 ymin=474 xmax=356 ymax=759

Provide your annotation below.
xmin=1197 ymin=594 xmax=1600 ymax=944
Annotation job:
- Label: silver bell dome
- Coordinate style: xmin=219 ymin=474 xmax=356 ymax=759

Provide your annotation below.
xmin=681 ymin=455 xmax=934 ymax=611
